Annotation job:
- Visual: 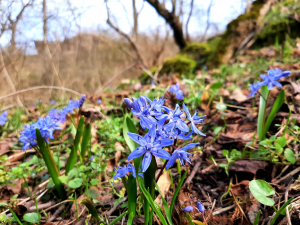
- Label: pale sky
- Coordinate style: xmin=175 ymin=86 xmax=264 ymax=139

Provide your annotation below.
xmin=0 ymin=0 xmax=249 ymax=52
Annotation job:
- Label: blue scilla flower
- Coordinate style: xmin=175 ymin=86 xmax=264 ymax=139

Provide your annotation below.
xmin=97 ymin=99 xmax=101 ymax=104
xmin=160 ymin=105 xmax=189 ymax=132
xmin=127 ymin=125 xmax=173 ymax=172
xmin=0 ymin=111 xmax=7 ymax=126
xmin=169 ymin=83 xmax=184 ymax=100
xmin=131 ymin=97 xmax=160 ymax=129
xmin=260 ymin=69 xmax=291 ymax=90
xmin=247 ymin=81 xmax=263 ymax=98
xmin=182 ymin=206 xmax=194 ymax=212
xmin=197 ymin=202 xmax=205 ymax=213
xmin=50 ymin=100 xmax=55 ymax=105
xmin=112 ymin=163 xmax=140 ymax=184
xmin=182 ymin=104 xmax=206 ymax=136
xmin=169 ymin=129 xmax=193 ymax=141
xmin=19 ymin=116 xmax=61 ymax=151
xmin=165 ymin=143 xmax=199 ymax=169
xmin=48 ymin=108 xmax=68 ymax=124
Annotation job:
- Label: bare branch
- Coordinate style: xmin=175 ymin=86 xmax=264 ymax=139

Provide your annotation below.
xmin=145 ymin=0 xmax=186 ymax=49
xmin=185 ymin=0 xmax=194 ymax=42
xmin=201 ymin=0 xmax=214 ymax=41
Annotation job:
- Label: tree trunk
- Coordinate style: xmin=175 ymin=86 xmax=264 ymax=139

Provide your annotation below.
xmin=146 ymin=0 xmax=186 ymax=49
xmin=132 ymin=0 xmax=138 ymax=40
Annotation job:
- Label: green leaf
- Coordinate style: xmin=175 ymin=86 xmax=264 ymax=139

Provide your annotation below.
xmin=80 ymin=198 xmax=100 ymax=221
xmin=66 ymin=116 xmax=85 ymax=175
xmin=274 ymin=143 xmax=283 ymax=154
xmin=90 ymin=179 xmax=99 ymax=186
xmin=137 ymin=177 xmax=168 ymax=225
xmin=170 ymin=168 xmax=189 ymax=214
xmin=23 ymin=213 xmax=40 ymax=223
xmin=127 ymin=174 xmax=137 ymax=222
xmin=210 ymin=82 xmax=223 ymax=90
xmin=284 ymin=148 xmax=296 ymax=164
xmin=249 ymin=180 xmax=275 ymax=206
xmin=216 ymin=103 xmax=227 ymax=112
xmin=88 ymin=189 xmax=99 ymax=199
xmin=213 ymin=126 xmax=223 ymax=135
xmin=80 ymin=123 xmax=91 ymax=162
xmin=222 ymin=150 xmax=229 ymax=157
xmin=68 ymin=178 xmax=83 ymax=189
xmin=276 ymin=136 xmax=287 ymax=147
xmin=123 ymin=116 xmax=139 ymax=152
xmin=36 ymin=129 xmax=66 ymax=200
xmin=257 ymin=85 xmax=269 ymax=140
xmin=58 ymin=175 xmax=68 ymax=184
xmin=127 ymin=212 xmax=134 ymax=225
xmin=262 ymin=89 xmax=285 ymax=139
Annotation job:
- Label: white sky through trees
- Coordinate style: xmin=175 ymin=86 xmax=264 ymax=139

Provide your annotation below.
xmin=0 ymin=0 xmax=249 ymax=53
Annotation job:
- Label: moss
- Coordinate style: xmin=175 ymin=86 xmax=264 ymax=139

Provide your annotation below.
xmin=160 ymin=54 xmax=197 ymax=76
xmin=140 ymin=66 xmax=159 ymax=84
xmin=210 ymin=0 xmax=265 ymax=66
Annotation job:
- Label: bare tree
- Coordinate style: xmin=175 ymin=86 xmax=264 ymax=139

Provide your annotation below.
xmin=132 ymin=0 xmax=138 ymax=39
xmin=185 ymin=0 xmax=194 ymax=42
xmin=145 ymin=0 xmax=186 ymax=49
xmin=201 ymin=0 xmax=214 ymax=41
xmin=6 ymin=0 xmax=35 ymax=49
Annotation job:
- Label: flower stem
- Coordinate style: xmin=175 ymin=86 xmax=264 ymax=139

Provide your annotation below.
xmin=155 ymin=139 xmax=177 ymax=182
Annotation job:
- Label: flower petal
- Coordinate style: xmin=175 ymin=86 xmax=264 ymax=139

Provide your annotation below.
xmin=142 ymin=151 xmax=152 ymax=172
xmin=153 ymin=139 xmax=173 ymax=148
xmin=127 ymin=132 xmax=146 ymax=146
xmin=179 ymin=143 xmax=199 ymax=151
xmin=151 ymin=148 xmax=171 ymax=160
xmin=182 ymin=103 xmax=192 ymax=121
xmin=128 ymin=147 xmax=146 ymax=161
xmin=165 ymin=153 xmax=177 ymax=169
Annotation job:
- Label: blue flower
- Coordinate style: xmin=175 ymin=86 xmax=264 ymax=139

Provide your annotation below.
xmin=0 ymin=111 xmax=7 ymax=126
xmin=182 ymin=206 xmax=194 ymax=212
xmin=197 ymin=202 xmax=205 ymax=213
xmin=169 ymin=129 xmax=193 ymax=141
xmin=165 ymin=143 xmax=199 ymax=169
xmin=50 ymin=100 xmax=55 ymax=105
xmin=160 ymin=105 xmax=189 ymax=132
xmin=169 ymin=83 xmax=184 ymax=100
xmin=19 ymin=116 xmax=61 ymax=151
xmin=182 ymin=104 xmax=206 ymax=136
xmin=247 ymin=81 xmax=263 ymax=98
xmin=97 ymin=99 xmax=102 ymax=104
xmin=260 ymin=69 xmax=291 ymax=90
xmin=127 ymin=126 xmax=173 ymax=172
xmin=90 ymin=156 xmax=94 ymax=161
xmin=78 ymin=94 xmax=86 ymax=108
xmin=112 ymin=163 xmax=140 ymax=184
xmin=48 ymin=108 xmax=67 ymax=124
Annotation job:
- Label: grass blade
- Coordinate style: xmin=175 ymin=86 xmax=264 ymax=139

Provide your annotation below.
xmin=66 ymin=116 xmax=84 ymax=175
xmin=109 ymin=211 xmax=127 ymax=225
xmin=170 ymin=168 xmax=189 ymax=214
xmin=144 ymin=157 xmax=156 ymax=225
xmin=262 ymin=89 xmax=285 ymax=139
xmin=253 ymin=210 xmax=261 ymax=225
xmin=257 ymin=85 xmax=269 ymax=140
xmin=9 ymin=208 xmax=23 ymax=225
xmin=270 ymin=197 xmax=293 ymax=225
xmin=80 ymin=123 xmax=91 ymax=162
xmin=137 ymin=176 xmax=168 ymax=225
xmin=123 ymin=115 xmax=139 ymax=152
xmin=154 ymin=180 xmax=172 ymax=225
xmin=36 ymin=129 xmax=66 ymax=200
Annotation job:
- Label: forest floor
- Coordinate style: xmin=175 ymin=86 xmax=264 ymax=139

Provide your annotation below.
xmin=1 ymin=43 xmax=300 ymax=225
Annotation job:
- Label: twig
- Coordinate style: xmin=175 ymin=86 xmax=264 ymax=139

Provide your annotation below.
xmin=48 ymin=205 xmax=65 ymax=222
xmin=212 ymin=204 xmax=235 ymax=215
xmin=184 ymin=160 xmax=201 ymax=187
xmin=285 ymin=179 xmax=294 ymax=225
xmin=0 ymin=86 xmax=82 ymax=102
xmin=273 ymin=166 xmax=300 ymax=184
xmin=230 ymin=190 xmax=250 ymax=224
xmin=106 ymin=196 xmax=128 ymax=217
xmin=44 ymin=200 xmax=74 ymax=212
xmin=272 ymin=165 xmax=289 ymax=182
xmin=66 ymin=208 xmax=85 ymax=225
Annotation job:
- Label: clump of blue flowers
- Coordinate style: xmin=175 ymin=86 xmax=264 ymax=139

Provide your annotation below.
xmin=48 ymin=95 xmax=86 ymax=124
xmin=0 ymin=111 xmax=7 ymax=126
xmin=247 ymin=69 xmax=291 ymax=97
xmin=116 ymin=95 xmax=206 ymax=182
xmin=169 ymin=83 xmax=184 ymax=100
xmin=19 ymin=95 xmax=87 ymax=151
